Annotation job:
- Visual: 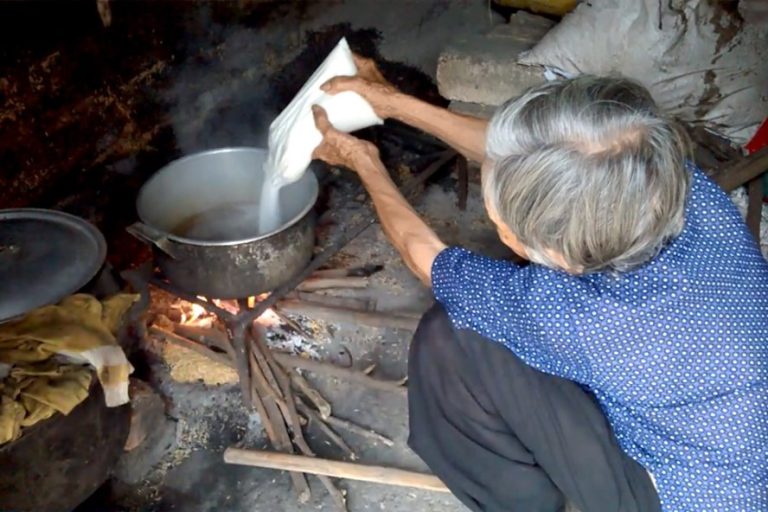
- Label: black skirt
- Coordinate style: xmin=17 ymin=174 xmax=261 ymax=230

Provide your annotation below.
xmin=407 ymin=303 xmax=660 ymax=512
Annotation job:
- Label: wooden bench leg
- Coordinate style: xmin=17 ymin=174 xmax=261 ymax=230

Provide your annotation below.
xmin=746 ymin=176 xmax=763 ymax=243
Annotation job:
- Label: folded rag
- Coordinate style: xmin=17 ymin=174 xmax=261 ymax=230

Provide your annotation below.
xmin=0 ymin=294 xmax=137 ymax=444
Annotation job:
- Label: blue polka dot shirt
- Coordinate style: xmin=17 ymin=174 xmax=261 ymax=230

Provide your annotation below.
xmin=432 ymin=164 xmax=768 ymax=511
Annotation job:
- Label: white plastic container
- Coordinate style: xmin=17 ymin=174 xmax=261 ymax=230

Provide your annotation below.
xmin=265 ymin=38 xmax=384 ymax=184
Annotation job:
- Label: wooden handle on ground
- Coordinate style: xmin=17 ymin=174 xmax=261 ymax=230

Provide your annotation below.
xmin=223 ymin=448 xmax=449 ymax=493
xmin=297 ymin=276 xmax=369 ymax=291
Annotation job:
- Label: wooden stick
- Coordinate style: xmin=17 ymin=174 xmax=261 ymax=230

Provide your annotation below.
xmin=746 ymin=176 xmax=764 ymax=242
xmin=239 ymin=325 xmax=310 ymax=503
xmin=323 ymin=415 xmax=394 ymax=448
xmin=255 ymin=331 xmax=347 ymax=511
xmin=290 ymin=292 xmax=375 ymax=311
xmin=174 ymin=325 xmax=235 ymax=359
xmin=291 ymin=371 xmax=332 ymax=419
xmin=277 ymin=300 xmax=420 ymax=331
xmin=296 ymin=399 xmax=357 ymax=460
xmin=713 ymin=146 xmax=768 ymax=191
xmin=248 ymin=327 xmax=285 ymax=403
xmin=310 ymin=265 xmax=383 ymax=279
xmin=248 ymin=349 xmax=290 ymax=413
xmin=224 ymin=449 xmax=449 ymax=493
xmin=246 ymin=358 xmax=280 ymax=445
xmin=229 ymin=322 xmax=254 ymax=406
xmin=151 ymin=326 xmax=233 ymax=368
xmin=297 ymin=276 xmax=369 ymax=292
xmin=310 ymin=268 xmax=352 ymax=279
xmin=273 ymin=353 xmax=407 ymax=394
xmin=247 ymin=344 xmax=311 ymax=503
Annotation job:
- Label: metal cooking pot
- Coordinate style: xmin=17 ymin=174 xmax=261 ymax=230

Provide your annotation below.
xmin=129 ymin=147 xmax=318 ymax=299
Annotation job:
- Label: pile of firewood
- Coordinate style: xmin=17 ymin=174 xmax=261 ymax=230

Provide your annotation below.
xmin=147 ymin=268 xmax=445 ymax=510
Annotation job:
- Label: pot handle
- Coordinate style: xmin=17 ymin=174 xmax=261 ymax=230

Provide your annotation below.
xmin=126 ymin=222 xmax=178 ymax=259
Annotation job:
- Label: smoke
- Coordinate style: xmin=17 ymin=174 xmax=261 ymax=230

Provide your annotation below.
xmin=163 ymin=4 xmax=302 ymax=155
xmin=161 ymin=4 xmax=445 ymax=160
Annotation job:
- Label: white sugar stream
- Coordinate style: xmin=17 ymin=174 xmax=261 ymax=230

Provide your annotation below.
xmin=256 ymin=154 xmax=287 ymax=235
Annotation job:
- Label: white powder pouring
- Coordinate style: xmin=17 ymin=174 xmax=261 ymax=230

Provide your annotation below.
xmin=258 ymin=38 xmax=383 ymax=234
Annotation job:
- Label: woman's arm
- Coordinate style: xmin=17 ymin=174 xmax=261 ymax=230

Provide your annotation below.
xmin=388 ymin=94 xmax=488 ymax=163
xmin=321 ymin=55 xmax=489 ymax=163
xmin=311 ymin=106 xmax=446 ymax=285
xmin=355 ymin=153 xmax=446 ymax=285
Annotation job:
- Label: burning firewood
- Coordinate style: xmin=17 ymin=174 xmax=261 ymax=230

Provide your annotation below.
xmin=147 ymin=283 xmax=412 ymax=511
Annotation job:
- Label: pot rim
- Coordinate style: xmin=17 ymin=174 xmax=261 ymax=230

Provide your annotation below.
xmin=136 ymin=147 xmax=319 ymax=247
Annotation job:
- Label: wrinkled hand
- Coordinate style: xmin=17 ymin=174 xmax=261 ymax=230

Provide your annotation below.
xmin=311 ymin=105 xmax=380 ymax=171
xmin=321 ymin=54 xmax=399 ymax=119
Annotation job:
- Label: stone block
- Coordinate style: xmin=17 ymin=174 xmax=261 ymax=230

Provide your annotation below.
xmin=437 ymin=11 xmax=554 ymax=105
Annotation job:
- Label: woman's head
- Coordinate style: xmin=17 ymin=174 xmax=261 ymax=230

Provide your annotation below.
xmin=483 ymin=75 xmax=691 ymax=274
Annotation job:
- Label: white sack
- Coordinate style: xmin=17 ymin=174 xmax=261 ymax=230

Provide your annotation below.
xmin=519 ymin=0 xmax=768 ymax=144
xmin=266 ymin=38 xmax=383 ymax=184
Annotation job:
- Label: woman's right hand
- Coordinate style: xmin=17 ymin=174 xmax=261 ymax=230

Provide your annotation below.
xmin=311 ymin=105 xmax=381 ymax=172
xmin=321 ymin=54 xmax=400 ymax=119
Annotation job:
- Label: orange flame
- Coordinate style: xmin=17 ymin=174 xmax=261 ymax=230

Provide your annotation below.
xmin=175 ymin=295 xmax=280 ymax=328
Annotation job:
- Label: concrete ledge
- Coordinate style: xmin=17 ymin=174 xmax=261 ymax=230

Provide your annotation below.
xmin=437 ymin=11 xmax=554 ymax=105
xmin=449 ymin=101 xmax=496 ymax=119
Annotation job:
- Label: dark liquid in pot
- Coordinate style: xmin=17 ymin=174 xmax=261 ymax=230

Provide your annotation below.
xmin=172 ymin=202 xmax=272 ymax=241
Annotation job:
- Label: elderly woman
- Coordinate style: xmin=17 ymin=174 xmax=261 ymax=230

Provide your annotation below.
xmin=311 ymin=57 xmax=768 ymax=512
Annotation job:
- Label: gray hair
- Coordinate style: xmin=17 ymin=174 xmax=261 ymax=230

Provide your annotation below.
xmin=484 ymin=75 xmax=691 ymax=273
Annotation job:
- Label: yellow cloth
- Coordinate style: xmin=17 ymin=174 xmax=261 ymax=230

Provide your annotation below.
xmin=0 ymin=294 xmax=137 ymax=444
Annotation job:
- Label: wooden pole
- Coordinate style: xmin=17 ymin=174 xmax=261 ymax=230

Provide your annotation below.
xmin=272 ymin=353 xmax=407 ymax=394
xmin=713 ymin=146 xmax=768 ymax=192
xmin=223 ymin=448 xmax=449 ymax=493
xmin=297 ymin=276 xmax=369 ymax=292
xmin=746 ymin=176 xmax=764 ymax=242
xmin=277 ymin=300 xmax=420 ymax=331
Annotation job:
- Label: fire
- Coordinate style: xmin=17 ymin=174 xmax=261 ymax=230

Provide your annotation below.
xmin=175 ymin=296 xmax=214 ymax=327
xmin=187 ymin=302 xmax=208 ymax=322
xmin=254 ymin=307 xmax=281 ymax=328
xmin=174 ymin=294 xmax=280 ymax=328
xmin=210 ymin=298 xmax=240 ymax=315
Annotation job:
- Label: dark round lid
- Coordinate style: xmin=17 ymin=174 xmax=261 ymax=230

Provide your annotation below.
xmin=0 ymin=209 xmax=106 ymax=322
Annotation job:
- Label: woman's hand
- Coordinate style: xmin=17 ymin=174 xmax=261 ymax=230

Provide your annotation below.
xmin=311 ymin=105 xmax=381 ymax=171
xmin=323 ymin=54 xmax=487 ymax=162
xmin=321 ymin=54 xmax=399 ymax=119
xmin=312 ymin=108 xmax=445 ymax=287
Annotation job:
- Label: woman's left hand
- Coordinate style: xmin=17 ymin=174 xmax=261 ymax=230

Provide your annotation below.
xmin=311 ymin=105 xmax=381 ymax=172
